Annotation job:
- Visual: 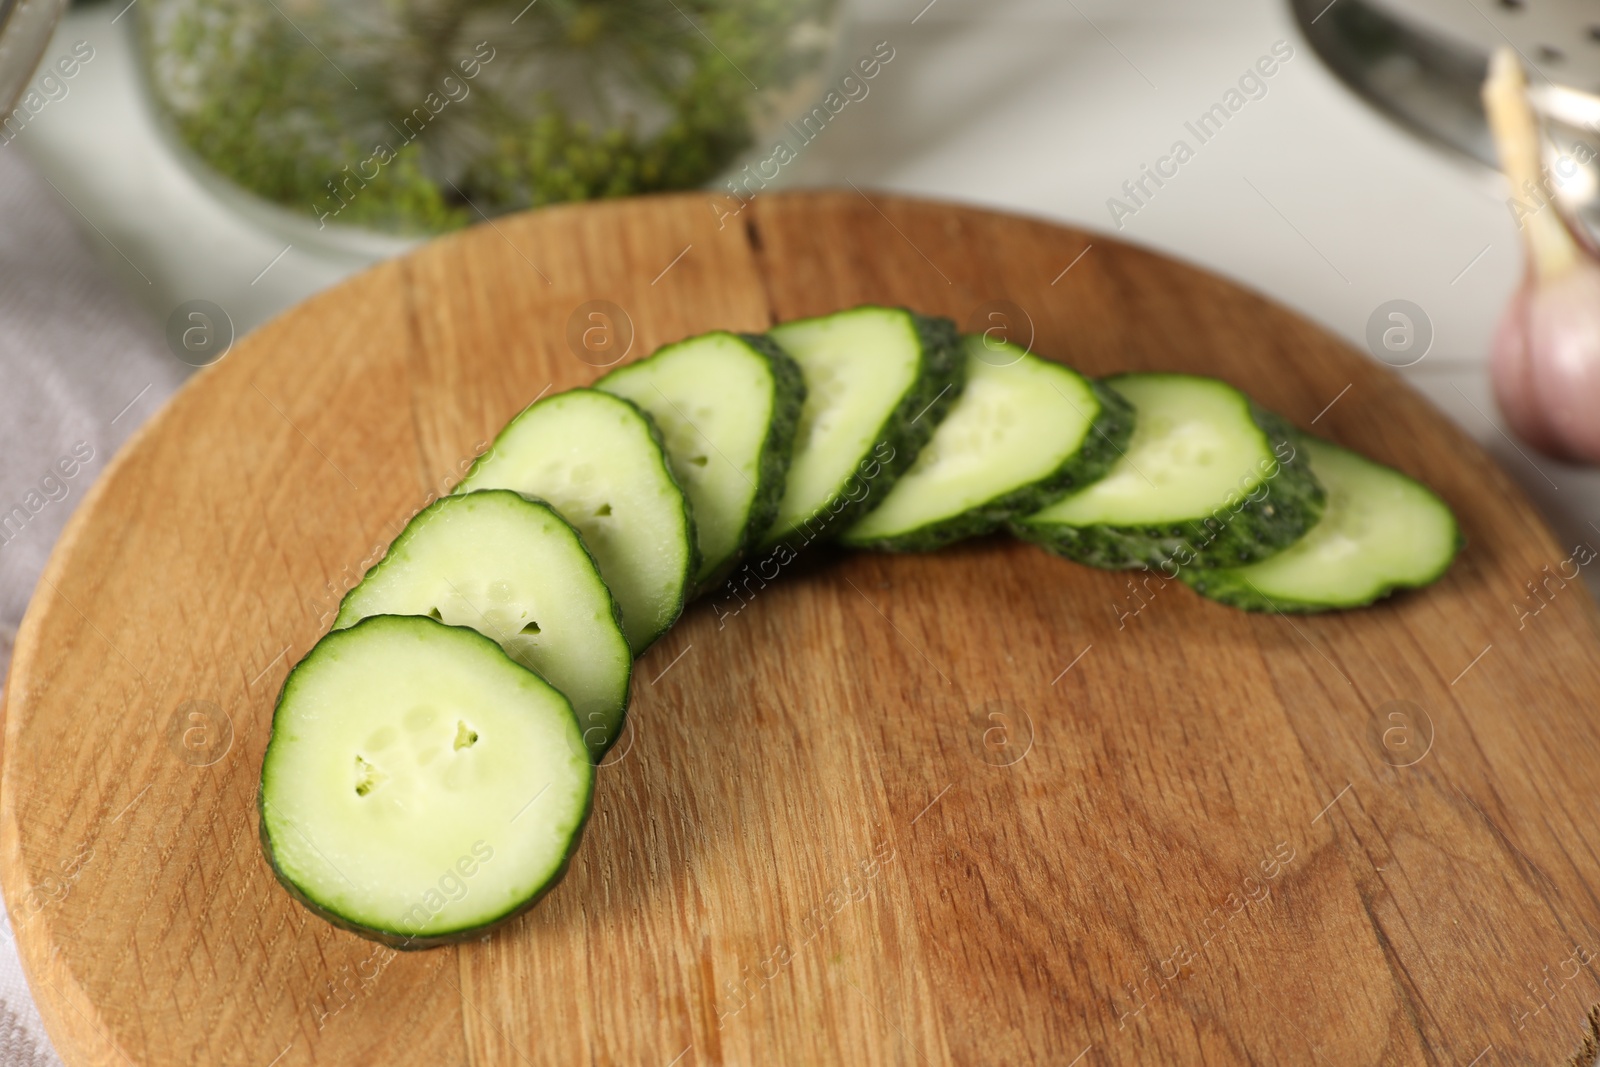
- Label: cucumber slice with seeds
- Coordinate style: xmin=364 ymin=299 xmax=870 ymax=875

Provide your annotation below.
xmin=333 ymin=491 xmax=632 ymax=758
xmin=456 ymin=388 xmax=695 ymax=655
xmin=259 ymin=615 xmax=593 ymax=950
xmin=841 ymin=336 xmax=1133 ymax=551
xmin=1013 ymin=373 xmax=1324 ymax=569
xmin=760 ymin=306 xmax=964 ymax=548
xmin=598 ymin=331 xmax=804 ymax=594
xmin=1180 ymin=439 xmax=1461 ymax=611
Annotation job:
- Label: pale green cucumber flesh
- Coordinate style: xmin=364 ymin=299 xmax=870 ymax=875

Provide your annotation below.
xmin=1182 ymin=439 xmax=1462 ymax=611
xmin=1014 ymin=373 xmax=1325 ymax=569
xmin=760 ymin=306 xmax=963 ymax=548
xmin=259 ymin=616 xmax=593 ymax=949
xmin=598 ymin=331 xmax=803 ymax=594
xmin=842 ymin=336 xmax=1132 ymax=550
xmin=333 ymin=491 xmax=632 ymax=758
xmin=455 ymin=388 xmax=695 ymax=654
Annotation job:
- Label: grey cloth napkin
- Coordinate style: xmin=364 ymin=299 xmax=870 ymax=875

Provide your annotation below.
xmin=0 ymin=147 xmax=185 ymax=1065
xmin=0 ymin=149 xmax=185 ymax=667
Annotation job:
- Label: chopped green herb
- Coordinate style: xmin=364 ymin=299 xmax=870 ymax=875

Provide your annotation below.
xmin=138 ymin=0 xmax=837 ymax=234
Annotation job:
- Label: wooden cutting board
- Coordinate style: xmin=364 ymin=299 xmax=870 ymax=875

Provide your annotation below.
xmin=6 ymin=191 xmax=1600 ymax=1067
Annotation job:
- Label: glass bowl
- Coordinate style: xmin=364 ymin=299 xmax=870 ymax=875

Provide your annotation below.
xmin=132 ymin=0 xmax=845 ymax=256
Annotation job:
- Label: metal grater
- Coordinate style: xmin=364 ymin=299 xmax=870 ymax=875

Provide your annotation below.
xmin=1371 ymin=0 xmax=1600 ymax=88
xmin=1296 ymin=0 xmax=1600 ymax=232
xmin=0 ymin=0 xmax=67 ymax=117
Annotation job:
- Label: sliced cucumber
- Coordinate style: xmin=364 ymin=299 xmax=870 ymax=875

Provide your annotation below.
xmin=1181 ymin=439 xmax=1461 ymax=611
xmin=760 ymin=306 xmax=964 ymax=548
xmin=259 ymin=615 xmax=593 ymax=949
xmin=598 ymin=331 xmax=804 ymax=594
xmin=455 ymin=388 xmax=695 ymax=655
xmin=332 ymin=491 xmax=632 ymax=758
xmin=840 ymin=336 xmax=1133 ymax=551
xmin=1013 ymin=373 xmax=1324 ymax=569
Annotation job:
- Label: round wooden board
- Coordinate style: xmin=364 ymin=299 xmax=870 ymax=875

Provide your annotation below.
xmin=6 ymin=191 xmax=1600 ymax=1066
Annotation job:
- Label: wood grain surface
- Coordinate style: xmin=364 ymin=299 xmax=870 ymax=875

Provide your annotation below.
xmin=5 ymin=191 xmax=1600 ymax=1066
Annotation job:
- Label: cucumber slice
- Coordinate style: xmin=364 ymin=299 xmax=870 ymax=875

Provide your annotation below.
xmin=1013 ymin=373 xmax=1325 ymax=569
xmin=840 ymin=336 xmax=1133 ymax=551
xmin=456 ymin=388 xmax=695 ymax=655
xmin=332 ymin=491 xmax=632 ymax=758
xmin=259 ymin=615 xmax=593 ymax=950
xmin=1181 ymin=439 xmax=1461 ymax=611
xmin=597 ymin=331 xmax=804 ymax=593
xmin=760 ymin=306 xmax=964 ymax=548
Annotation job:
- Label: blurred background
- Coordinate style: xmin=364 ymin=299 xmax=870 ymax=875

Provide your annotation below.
xmin=2 ymin=0 xmax=1600 ymax=1060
